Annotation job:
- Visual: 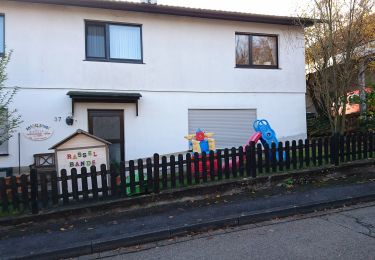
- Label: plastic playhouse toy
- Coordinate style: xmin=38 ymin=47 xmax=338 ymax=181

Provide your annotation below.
xmin=185 ymin=120 xmax=282 ymax=175
xmin=184 ymin=129 xmax=216 ymax=153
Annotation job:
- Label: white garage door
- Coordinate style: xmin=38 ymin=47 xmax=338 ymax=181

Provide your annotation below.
xmin=188 ymin=109 xmax=257 ymax=149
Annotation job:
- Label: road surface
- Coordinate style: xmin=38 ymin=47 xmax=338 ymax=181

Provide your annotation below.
xmin=81 ymin=203 xmax=375 ymax=260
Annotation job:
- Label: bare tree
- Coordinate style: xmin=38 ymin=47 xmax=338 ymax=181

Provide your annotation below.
xmin=0 ymin=51 xmax=22 ymax=145
xmin=302 ymin=0 xmax=374 ymax=134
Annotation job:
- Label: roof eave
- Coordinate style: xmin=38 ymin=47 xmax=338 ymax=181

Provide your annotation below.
xmin=10 ymin=0 xmax=315 ymax=26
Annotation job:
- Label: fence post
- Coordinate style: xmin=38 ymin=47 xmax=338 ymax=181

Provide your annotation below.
xmin=369 ymin=132 xmax=374 ymax=158
xmin=334 ymin=134 xmax=340 ymax=166
xmin=30 ymin=169 xmax=39 ymax=214
xmin=336 ymin=134 xmax=340 ymax=165
xmin=153 ymin=153 xmax=160 ymax=193
xmin=257 ymin=143 xmax=263 ymax=174
xmin=250 ymin=141 xmax=257 ymax=178
xmin=0 ymin=178 xmax=9 ymax=212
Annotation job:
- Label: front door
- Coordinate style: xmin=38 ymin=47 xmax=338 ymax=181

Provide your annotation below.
xmin=88 ymin=110 xmax=124 ymax=164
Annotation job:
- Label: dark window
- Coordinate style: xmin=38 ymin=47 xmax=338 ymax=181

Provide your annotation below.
xmin=85 ymin=21 xmax=142 ymax=63
xmin=235 ymin=33 xmax=278 ymax=68
xmin=0 ymin=14 xmax=4 ymax=56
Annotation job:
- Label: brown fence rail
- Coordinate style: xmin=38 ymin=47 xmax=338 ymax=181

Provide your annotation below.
xmin=1 ymin=132 xmax=374 ymax=215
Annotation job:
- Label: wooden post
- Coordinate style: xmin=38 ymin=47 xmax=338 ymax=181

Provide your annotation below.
xmin=217 ymin=150 xmax=223 ymax=180
xmin=20 ymin=174 xmax=29 ymax=210
xmin=209 ymin=150 xmax=216 ymax=181
xmin=110 ymin=164 xmax=118 ymax=197
xmin=271 ymin=142 xmax=277 ymax=172
xmin=61 ymin=169 xmax=69 ymax=205
xmin=257 ymin=143 xmax=263 ymax=174
xmin=51 ymin=170 xmax=59 ymax=205
xmin=304 ymin=139 xmax=310 ymax=167
xmin=81 ymin=167 xmax=89 ymax=200
xmin=194 ymin=152 xmax=200 ymax=184
xmin=161 ymin=156 xmax=168 ymax=190
xmin=250 ymin=141 xmax=257 ymax=178
xmin=345 ymin=135 xmax=351 ymax=162
xmin=291 ymin=140 xmax=297 ymax=169
xmin=231 ymin=148 xmax=237 ymax=178
xmin=153 ymin=153 xmax=160 ymax=193
xmin=278 ymin=142 xmax=284 ymax=172
xmin=101 ymin=164 xmax=109 ymax=198
xmin=298 ymin=140 xmax=304 ymax=169
xmin=352 ymin=134 xmax=357 ymax=161
xmin=129 ymin=160 xmax=136 ymax=194
xmin=11 ymin=176 xmax=20 ymax=211
xmin=317 ymin=138 xmax=323 ymax=166
xmin=137 ymin=159 xmax=145 ymax=194
xmin=178 ymin=154 xmax=185 ymax=185
xmin=264 ymin=143 xmax=270 ymax=173
xmin=0 ymin=178 xmax=9 ymax=212
xmin=170 ymin=155 xmax=177 ymax=187
xmin=71 ymin=168 xmax=79 ymax=202
xmin=30 ymin=169 xmax=39 ymax=214
xmin=186 ymin=153 xmax=192 ymax=185
xmin=146 ymin=158 xmax=153 ymax=192
xmin=224 ymin=149 xmax=230 ymax=179
xmin=91 ymin=166 xmax=99 ymax=200
xmin=201 ymin=152 xmax=208 ymax=183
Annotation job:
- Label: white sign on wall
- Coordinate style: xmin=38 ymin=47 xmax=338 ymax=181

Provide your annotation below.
xmin=25 ymin=123 xmax=53 ymax=141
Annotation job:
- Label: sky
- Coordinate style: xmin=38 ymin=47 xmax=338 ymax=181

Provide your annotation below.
xmin=142 ymin=0 xmax=311 ymax=16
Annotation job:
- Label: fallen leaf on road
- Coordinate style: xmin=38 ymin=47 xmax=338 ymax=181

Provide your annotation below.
xmin=60 ymin=228 xmax=66 ymax=231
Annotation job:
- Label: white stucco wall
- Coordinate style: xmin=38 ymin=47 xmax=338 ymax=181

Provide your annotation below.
xmin=0 ymin=1 xmax=307 ymax=168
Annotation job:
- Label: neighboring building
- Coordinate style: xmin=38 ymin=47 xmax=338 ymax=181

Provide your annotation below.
xmin=0 ymin=0 xmax=312 ymax=172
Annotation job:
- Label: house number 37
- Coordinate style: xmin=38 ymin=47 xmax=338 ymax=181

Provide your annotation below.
xmin=54 ymin=117 xmax=62 ymax=122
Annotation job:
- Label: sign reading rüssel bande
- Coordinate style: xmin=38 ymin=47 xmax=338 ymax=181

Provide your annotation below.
xmin=25 ymin=123 xmax=53 ymax=141
xmin=56 ymin=147 xmax=107 ymax=174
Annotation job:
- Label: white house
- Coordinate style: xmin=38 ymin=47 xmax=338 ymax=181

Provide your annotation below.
xmin=0 ymin=0 xmax=312 ymax=173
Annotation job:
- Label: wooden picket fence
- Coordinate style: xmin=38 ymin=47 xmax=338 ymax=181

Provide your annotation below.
xmin=0 ymin=132 xmax=374 ymax=215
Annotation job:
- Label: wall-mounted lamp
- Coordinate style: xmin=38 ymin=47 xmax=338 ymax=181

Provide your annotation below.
xmin=65 ymin=116 xmax=74 ymax=126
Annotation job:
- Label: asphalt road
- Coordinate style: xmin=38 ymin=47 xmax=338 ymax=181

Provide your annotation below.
xmin=83 ymin=203 xmax=375 ymax=260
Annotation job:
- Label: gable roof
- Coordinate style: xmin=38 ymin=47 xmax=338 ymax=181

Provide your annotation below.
xmin=11 ymin=0 xmax=315 ymax=26
xmin=50 ymin=129 xmax=111 ymax=149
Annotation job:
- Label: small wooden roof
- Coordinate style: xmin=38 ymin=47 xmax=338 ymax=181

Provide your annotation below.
xmin=50 ymin=129 xmax=111 ymax=150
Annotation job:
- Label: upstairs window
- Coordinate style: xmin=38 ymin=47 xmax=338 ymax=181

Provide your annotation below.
xmin=235 ymin=33 xmax=278 ymax=69
xmin=85 ymin=21 xmax=142 ymax=63
xmin=0 ymin=15 xmax=4 ymax=56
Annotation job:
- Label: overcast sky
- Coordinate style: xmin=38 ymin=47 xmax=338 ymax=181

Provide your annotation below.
xmin=145 ymin=0 xmax=311 ymax=16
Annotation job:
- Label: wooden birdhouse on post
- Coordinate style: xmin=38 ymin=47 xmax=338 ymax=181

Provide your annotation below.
xmin=50 ymin=129 xmax=111 ymax=193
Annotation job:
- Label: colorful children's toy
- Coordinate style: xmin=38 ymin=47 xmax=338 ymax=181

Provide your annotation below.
xmin=247 ymin=119 xmax=284 ymax=160
xmin=185 ymin=120 xmax=282 ymax=174
xmin=248 ymin=119 xmax=279 ymax=147
xmin=185 ymin=129 xmax=216 ymax=153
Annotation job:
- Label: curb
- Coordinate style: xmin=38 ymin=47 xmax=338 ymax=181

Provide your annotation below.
xmin=16 ymin=191 xmax=375 ymax=260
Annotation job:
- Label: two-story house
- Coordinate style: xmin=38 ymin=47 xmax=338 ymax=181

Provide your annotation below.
xmin=0 ymin=0 xmax=313 ymax=172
